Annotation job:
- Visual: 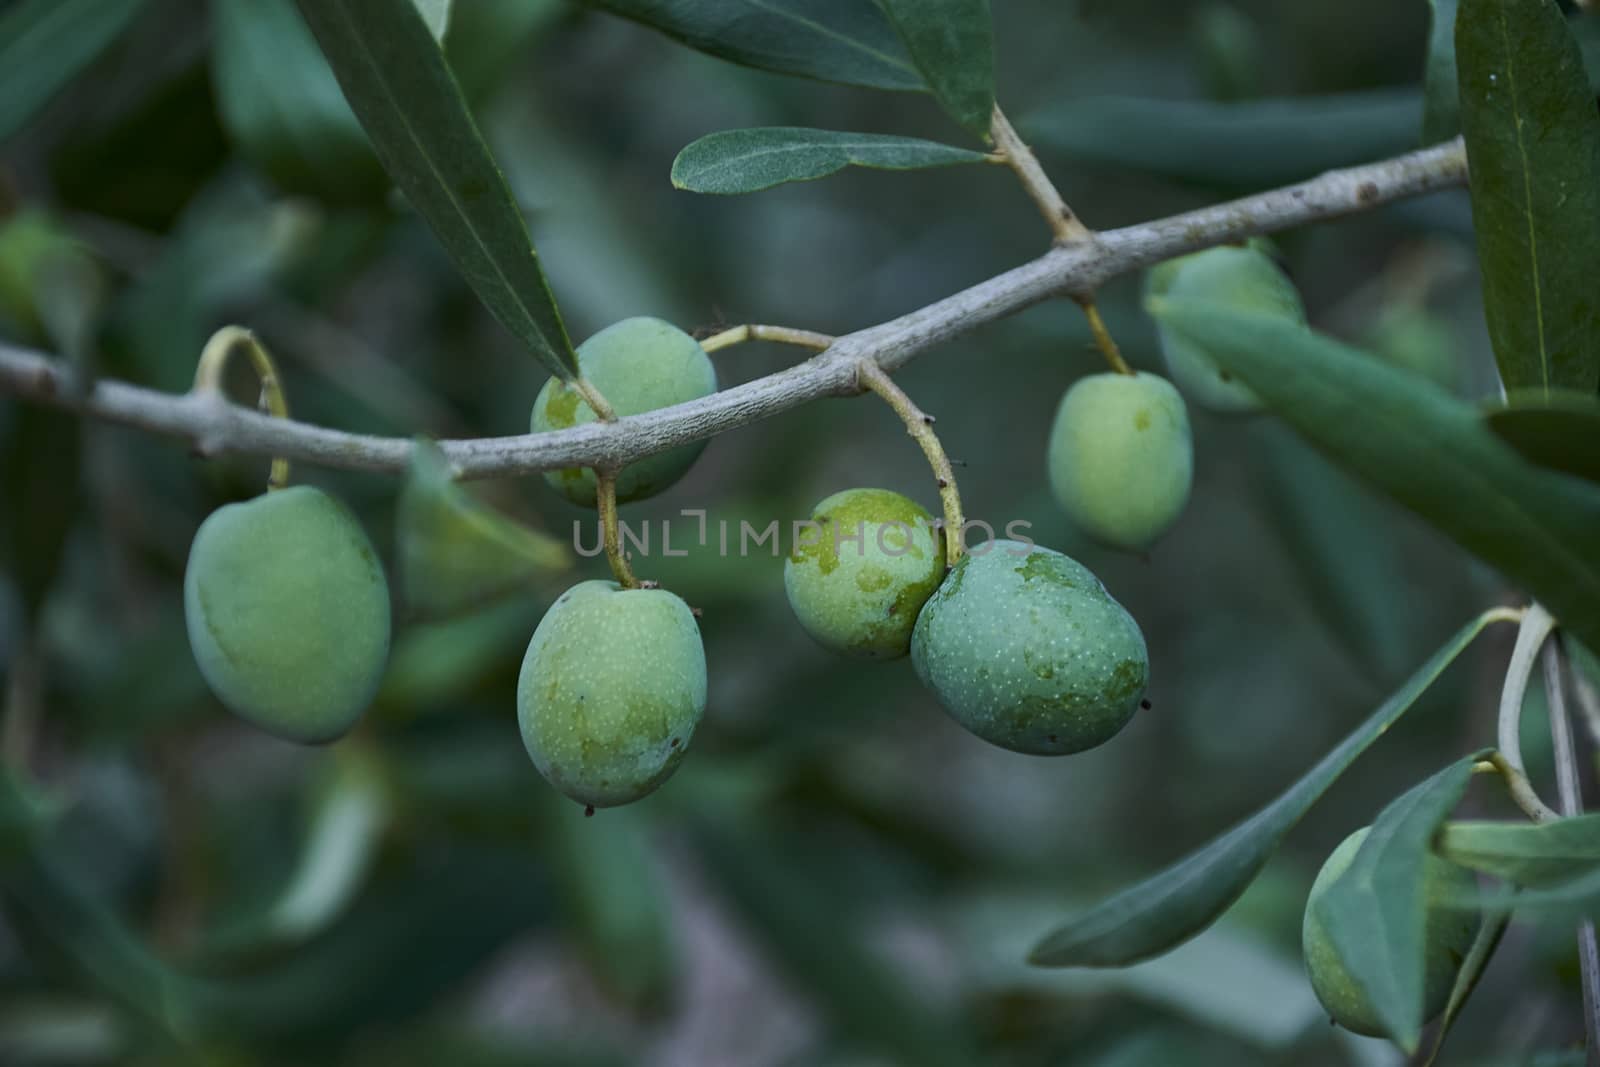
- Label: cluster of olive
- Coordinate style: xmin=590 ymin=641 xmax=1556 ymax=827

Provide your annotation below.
xmin=176 ymin=246 xmax=1478 ymax=1036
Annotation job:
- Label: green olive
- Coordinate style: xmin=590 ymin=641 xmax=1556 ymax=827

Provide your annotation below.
xmin=517 ymin=580 xmax=707 ymax=807
xmin=784 ymin=488 xmax=945 ymax=659
xmin=1048 ymin=371 xmax=1193 ymax=551
xmin=530 ymin=317 xmax=717 ymax=506
xmin=911 ymin=541 xmax=1148 ymax=755
xmin=184 ymin=486 xmax=391 ymax=743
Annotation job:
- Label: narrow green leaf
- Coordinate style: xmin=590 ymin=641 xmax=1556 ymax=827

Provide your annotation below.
xmin=874 ymin=0 xmax=995 ymax=137
xmin=671 ymin=127 xmax=990 ymax=195
xmin=1311 ymin=755 xmax=1484 ymax=1053
xmin=1457 ymin=0 xmax=1600 ymax=394
xmin=1483 ymin=389 xmax=1600 ymax=484
xmin=1423 ymin=0 xmax=1461 ymax=143
xmin=1027 ymin=614 xmax=1497 ymax=968
xmin=1417 ymin=907 xmax=1510 ymax=1067
xmin=396 ymin=439 xmax=571 ymax=621
xmin=1147 ymin=301 xmax=1600 ymax=655
xmin=1437 ymin=815 xmax=1600 ymax=886
xmin=0 ymin=0 xmax=146 ymax=142
xmin=210 ymin=0 xmax=385 ymax=202
xmin=294 ymin=0 xmax=580 ymax=378
xmin=1024 ymin=91 xmax=1420 ymax=190
xmin=579 ymin=0 xmax=923 ymax=90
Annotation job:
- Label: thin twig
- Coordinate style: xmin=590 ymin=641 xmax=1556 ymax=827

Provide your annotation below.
xmin=1542 ymin=639 xmax=1600 ymax=1057
xmin=191 ymin=326 xmax=291 ymax=490
xmin=1496 ymin=604 xmax=1561 ymax=823
xmin=595 ymin=468 xmax=637 ymax=589
xmin=0 ymin=140 xmax=1471 ymax=481
xmin=1075 ymin=296 xmax=1134 ymax=375
xmin=855 ymin=361 xmax=963 ymax=568
xmin=990 ymin=105 xmax=1093 ymax=245
xmin=700 ymin=324 xmax=835 ymax=353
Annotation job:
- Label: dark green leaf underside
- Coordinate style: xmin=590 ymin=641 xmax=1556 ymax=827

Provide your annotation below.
xmin=874 ymin=0 xmax=995 ymax=137
xmin=671 ymin=127 xmax=990 ymax=194
xmin=295 ymin=0 xmax=579 ymax=378
xmin=1483 ymin=389 xmax=1600 ymax=484
xmin=1457 ymin=0 xmax=1600 ymax=394
xmin=1149 ymin=302 xmax=1600 ymax=656
xmin=580 ymin=0 xmax=923 ymax=90
xmin=1027 ymin=616 xmax=1496 ymax=968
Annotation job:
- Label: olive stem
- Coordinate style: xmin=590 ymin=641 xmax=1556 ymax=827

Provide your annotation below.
xmin=990 ymin=104 xmax=1093 ymax=246
xmin=191 ymin=326 xmax=292 ymax=490
xmin=856 ymin=361 xmax=964 ymax=568
xmin=1541 ymin=637 xmax=1600 ymax=1054
xmin=700 ymin=325 xmax=835 ymax=353
xmin=1495 ymin=604 xmax=1562 ymax=823
xmin=1075 ymin=296 xmax=1135 ymax=376
xmin=573 ymin=375 xmax=618 ymax=423
xmin=595 ymin=467 xmax=638 ymax=589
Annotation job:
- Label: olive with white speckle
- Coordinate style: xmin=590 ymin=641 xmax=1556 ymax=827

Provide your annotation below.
xmin=517 ymin=580 xmax=706 ymax=808
xmin=910 ymin=541 xmax=1148 ymax=755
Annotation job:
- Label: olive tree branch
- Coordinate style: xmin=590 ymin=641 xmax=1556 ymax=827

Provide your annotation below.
xmin=990 ymin=105 xmax=1093 ymax=245
xmin=0 ymin=139 xmax=1469 ymax=482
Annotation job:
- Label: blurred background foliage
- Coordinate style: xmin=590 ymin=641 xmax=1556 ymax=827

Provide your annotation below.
xmin=0 ymin=0 xmax=1592 ymax=1063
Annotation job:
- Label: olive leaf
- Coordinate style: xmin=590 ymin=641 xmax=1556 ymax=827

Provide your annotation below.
xmin=1023 ymin=91 xmax=1420 ymax=190
xmin=396 ymin=439 xmax=570 ymax=621
xmin=1417 ymin=907 xmax=1510 ymax=1067
xmin=294 ymin=0 xmax=581 ymax=379
xmin=671 ymin=128 xmax=992 ymax=195
xmin=1458 ymin=0 xmax=1600 ymax=395
xmin=873 ymin=0 xmax=995 ymax=138
xmin=1028 ymin=614 xmax=1498 ymax=968
xmin=1309 ymin=754 xmax=1485 ymax=1053
xmin=1483 ymin=389 xmax=1600 ymax=485
xmin=1147 ymin=300 xmax=1600 ymax=656
xmin=578 ymin=0 xmax=923 ymax=91
xmin=1436 ymin=815 xmax=1600 ymax=887
xmin=210 ymin=0 xmax=385 ymax=202
xmin=0 ymin=0 xmax=147 ymax=142
xmin=1423 ymin=0 xmax=1461 ymax=144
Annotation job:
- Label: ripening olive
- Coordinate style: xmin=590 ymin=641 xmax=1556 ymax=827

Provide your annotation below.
xmin=184 ymin=485 xmax=392 ymax=743
xmin=783 ymin=488 xmax=944 ymax=660
xmin=1301 ymin=827 xmax=1482 ymax=1038
xmin=910 ymin=541 xmax=1148 ymax=755
xmin=517 ymin=580 xmax=706 ymax=808
xmin=530 ymin=317 xmax=717 ymax=506
xmin=1145 ymin=243 xmax=1306 ymax=413
xmin=1047 ymin=371 xmax=1193 ymax=552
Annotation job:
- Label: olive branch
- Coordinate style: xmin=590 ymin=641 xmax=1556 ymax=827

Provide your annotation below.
xmin=0 ymin=139 xmax=1468 ymax=480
